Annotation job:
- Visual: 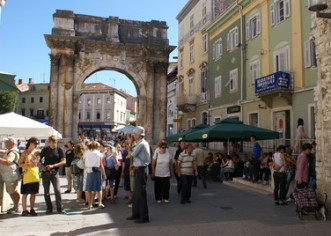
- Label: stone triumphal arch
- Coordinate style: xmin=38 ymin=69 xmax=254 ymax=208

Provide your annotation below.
xmin=45 ymin=10 xmax=174 ymax=143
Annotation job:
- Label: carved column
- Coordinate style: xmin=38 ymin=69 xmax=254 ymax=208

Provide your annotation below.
xmin=49 ymin=54 xmax=60 ymax=129
xmin=153 ymin=62 xmax=168 ymax=143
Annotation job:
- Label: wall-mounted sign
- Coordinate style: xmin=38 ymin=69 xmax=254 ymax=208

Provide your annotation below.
xmin=255 ymin=71 xmax=291 ymax=94
xmin=227 ymin=106 xmax=241 ymax=114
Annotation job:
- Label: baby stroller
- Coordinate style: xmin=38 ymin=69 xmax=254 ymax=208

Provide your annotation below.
xmin=293 ymin=188 xmax=319 ymax=220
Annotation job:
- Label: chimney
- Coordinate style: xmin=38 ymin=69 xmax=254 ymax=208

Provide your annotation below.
xmin=18 ymin=79 xmax=23 ymax=84
xmin=29 ymin=78 xmax=33 ymax=84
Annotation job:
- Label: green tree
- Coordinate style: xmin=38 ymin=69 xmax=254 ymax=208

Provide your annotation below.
xmin=0 ymin=91 xmax=18 ymax=114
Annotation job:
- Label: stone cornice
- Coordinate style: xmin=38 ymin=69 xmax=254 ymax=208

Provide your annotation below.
xmin=176 ymin=0 xmax=199 ymax=22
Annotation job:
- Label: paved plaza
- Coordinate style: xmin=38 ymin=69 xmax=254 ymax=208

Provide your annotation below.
xmin=0 ymin=177 xmax=330 ymax=236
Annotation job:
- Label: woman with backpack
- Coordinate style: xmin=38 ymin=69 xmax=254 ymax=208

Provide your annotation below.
xmin=104 ymin=144 xmax=117 ymax=203
xmin=72 ymin=143 xmax=85 ymax=202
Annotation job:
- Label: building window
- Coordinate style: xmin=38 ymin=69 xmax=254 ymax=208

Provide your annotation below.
xmin=96 ymin=112 xmax=101 ymax=120
xmin=213 ymin=38 xmax=222 ymax=60
xmin=202 ymin=33 xmax=208 ymax=54
xmin=31 ymin=97 xmax=34 ymax=103
xmin=22 ymin=97 xmax=25 ymax=103
xmin=97 ymin=98 xmax=101 ymax=104
xmin=39 ymin=97 xmax=43 ymax=103
xmin=106 ymin=97 xmax=111 ymax=104
xmin=246 ymin=13 xmax=261 ymax=40
xmin=87 ymin=98 xmax=91 ymax=105
xmin=192 ymin=118 xmax=196 ymax=127
xmin=179 ymin=24 xmax=184 ymax=44
xmin=202 ymin=112 xmax=208 ymax=125
xmin=215 ymin=76 xmax=222 ymax=98
xmin=274 ymin=47 xmax=290 ymax=72
xmin=30 ymin=108 xmax=34 ymax=117
xmin=106 ymin=112 xmax=111 ymax=120
xmin=250 ymin=59 xmax=260 ymax=85
xmin=86 ymin=112 xmax=91 ymax=120
xmin=117 ymin=111 xmax=119 ymax=121
xmin=79 ymin=99 xmax=82 ymax=104
xmin=21 ymin=108 xmax=25 ymax=116
xmin=189 ymin=42 xmax=194 ymax=63
xmin=270 ymin=0 xmax=291 ymax=26
xmin=179 ymin=50 xmax=184 ymax=69
xmin=200 ymin=70 xmax=207 ymax=93
xmin=229 ymin=68 xmax=238 ymax=93
xmin=249 ymin=113 xmax=259 ymax=127
xmin=30 ymin=86 xmax=36 ymax=91
xmin=190 ymin=14 xmax=194 ymax=36
xmin=177 ymin=82 xmax=184 ymax=97
xmin=37 ymin=109 xmax=44 ymax=119
xmin=187 ymin=119 xmax=192 ymax=129
xmin=189 ymin=77 xmax=194 ymax=96
xmin=227 ymin=27 xmax=239 ymax=51
xmin=304 ymin=38 xmax=317 ymax=68
xmin=79 ymin=112 xmax=81 ymax=120
xmin=202 ymin=2 xmax=207 ymax=24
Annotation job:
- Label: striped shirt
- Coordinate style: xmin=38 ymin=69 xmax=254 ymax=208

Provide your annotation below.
xmin=178 ymin=152 xmax=196 ymax=175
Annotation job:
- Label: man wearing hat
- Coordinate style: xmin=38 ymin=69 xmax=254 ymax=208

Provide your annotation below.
xmin=0 ymin=137 xmax=20 ymax=214
xmin=126 ymin=126 xmax=151 ymax=223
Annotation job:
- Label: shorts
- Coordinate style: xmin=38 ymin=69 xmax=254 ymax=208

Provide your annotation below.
xmin=106 ymin=178 xmax=115 ymax=188
xmin=21 ymin=182 xmax=39 ymax=194
xmin=5 ymin=181 xmax=18 ymax=194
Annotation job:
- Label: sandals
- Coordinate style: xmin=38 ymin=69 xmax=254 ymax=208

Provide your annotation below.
xmin=98 ymin=204 xmax=105 ymax=209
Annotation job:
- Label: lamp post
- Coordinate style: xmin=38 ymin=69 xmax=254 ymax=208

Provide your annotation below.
xmin=309 ymin=0 xmax=331 ymax=208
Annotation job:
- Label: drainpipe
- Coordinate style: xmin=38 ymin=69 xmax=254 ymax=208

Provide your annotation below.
xmin=236 ymin=0 xmax=245 ymax=121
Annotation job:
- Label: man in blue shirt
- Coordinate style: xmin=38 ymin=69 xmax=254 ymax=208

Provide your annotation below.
xmin=250 ymin=135 xmax=262 ymax=183
xmin=126 ymin=126 xmax=150 ymax=223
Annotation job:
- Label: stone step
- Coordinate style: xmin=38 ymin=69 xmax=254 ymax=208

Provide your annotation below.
xmin=224 ymin=177 xmax=273 ymax=195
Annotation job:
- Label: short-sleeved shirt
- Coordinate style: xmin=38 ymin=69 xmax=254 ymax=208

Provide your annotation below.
xmin=40 ymin=146 xmax=65 ymax=171
xmin=178 ymin=152 xmax=195 ymax=176
xmin=153 ymin=152 xmax=172 ymax=177
xmin=193 ymin=148 xmax=204 ymax=167
xmin=251 ymin=142 xmax=262 ymax=159
xmin=65 ymin=148 xmax=74 ymax=168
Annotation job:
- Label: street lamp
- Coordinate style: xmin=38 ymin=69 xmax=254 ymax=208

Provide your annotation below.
xmin=309 ymin=0 xmax=331 ymax=18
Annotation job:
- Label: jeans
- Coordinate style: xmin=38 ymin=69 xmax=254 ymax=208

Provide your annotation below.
xmin=181 ymin=175 xmax=194 ymax=202
xmin=219 ymin=168 xmax=234 ymax=182
xmin=308 ymin=176 xmax=316 ymax=190
xmin=42 ymin=171 xmax=63 ymax=212
xmin=259 ymin=168 xmax=271 ymax=181
xmin=132 ymin=167 xmax=149 ymax=220
xmin=285 ymin=170 xmax=295 ymax=196
xmin=154 ymin=177 xmax=170 ymax=201
xmin=251 ymin=159 xmax=260 ymax=182
xmin=273 ymin=172 xmax=286 ymax=202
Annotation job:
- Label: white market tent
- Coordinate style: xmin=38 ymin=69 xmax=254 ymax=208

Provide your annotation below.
xmin=0 ymin=112 xmax=62 ymax=139
xmin=114 ymin=125 xmax=135 ymax=133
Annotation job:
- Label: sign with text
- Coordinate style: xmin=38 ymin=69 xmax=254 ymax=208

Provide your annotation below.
xmin=255 ymin=71 xmax=291 ymax=94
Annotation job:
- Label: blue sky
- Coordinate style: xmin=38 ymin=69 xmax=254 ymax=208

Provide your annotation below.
xmin=0 ymin=0 xmax=186 ymax=96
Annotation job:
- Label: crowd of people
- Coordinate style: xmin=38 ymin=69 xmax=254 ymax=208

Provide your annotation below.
xmin=0 ymin=124 xmax=317 ymax=222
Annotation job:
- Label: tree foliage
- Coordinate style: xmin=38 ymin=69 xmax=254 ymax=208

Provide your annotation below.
xmin=0 ymin=91 xmax=18 ymax=114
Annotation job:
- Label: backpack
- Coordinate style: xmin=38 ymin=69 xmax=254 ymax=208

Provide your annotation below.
xmin=0 ymin=150 xmax=21 ymax=182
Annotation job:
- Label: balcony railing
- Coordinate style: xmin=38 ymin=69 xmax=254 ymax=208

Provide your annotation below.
xmin=176 ymin=95 xmax=198 ymax=112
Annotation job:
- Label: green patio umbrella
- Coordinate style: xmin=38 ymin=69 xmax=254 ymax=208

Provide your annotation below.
xmin=166 ymin=123 xmax=209 ymax=143
xmin=185 ymin=118 xmax=279 ymax=142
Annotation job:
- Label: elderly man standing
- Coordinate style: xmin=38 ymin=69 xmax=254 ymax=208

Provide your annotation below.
xmin=126 ymin=126 xmax=151 ymax=223
xmin=0 ymin=137 xmax=20 ymax=214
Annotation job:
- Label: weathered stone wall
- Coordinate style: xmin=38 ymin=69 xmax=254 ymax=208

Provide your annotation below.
xmin=312 ymin=0 xmax=331 ymax=210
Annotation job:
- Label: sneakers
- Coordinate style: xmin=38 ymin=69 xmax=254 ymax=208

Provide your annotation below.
xmin=128 ymin=203 xmax=132 ymax=208
xmin=163 ymin=199 xmax=170 ymax=203
xmin=30 ymin=209 xmax=38 ymax=216
xmin=21 ymin=210 xmax=30 ymax=216
xmin=286 ymin=197 xmax=294 ymax=203
xmin=7 ymin=206 xmax=19 ymax=214
xmin=156 ymin=200 xmax=162 ymax=204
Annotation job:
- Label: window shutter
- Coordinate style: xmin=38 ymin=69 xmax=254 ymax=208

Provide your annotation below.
xmin=270 ymin=2 xmax=275 ymax=26
xmin=304 ymin=40 xmax=311 ymax=68
xmin=285 ymin=0 xmax=291 ymax=18
xmin=227 ymin=33 xmax=230 ymax=51
xmin=213 ymin=44 xmax=216 ymax=60
xmin=235 ymin=28 xmax=239 ymax=47
xmin=246 ymin=21 xmax=250 ymax=40
xmin=256 ymin=14 xmax=261 ymax=35
xmin=220 ymin=40 xmax=223 ymax=57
